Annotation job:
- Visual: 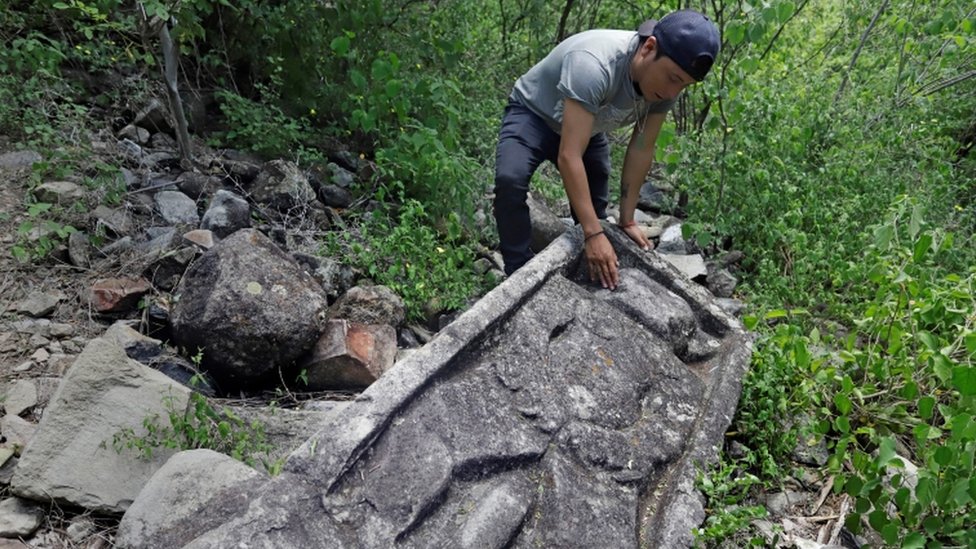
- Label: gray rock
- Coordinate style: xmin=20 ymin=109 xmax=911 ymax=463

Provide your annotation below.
xmin=170 ymin=229 xmax=328 ymax=389
xmin=68 ymin=231 xmax=92 ymax=267
xmin=103 ymin=321 xmax=163 ymax=363
xmin=456 ymin=477 xmax=534 ymax=549
xmin=119 ymin=124 xmax=151 ymax=144
xmin=250 ymin=160 xmax=316 ymax=212
xmin=92 ymin=205 xmax=134 ymax=236
xmin=97 ymin=235 xmax=135 ymax=257
xmin=527 ymin=192 xmax=568 ymax=253
xmin=32 ymin=181 xmax=85 ymax=204
xmin=0 ymin=416 xmax=36 ymax=453
xmin=0 ymin=150 xmax=41 ymax=169
xmin=656 ymin=224 xmax=687 ymax=254
xmin=155 ymin=190 xmax=200 ymax=225
xmin=318 ymin=184 xmax=353 ymax=208
xmin=301 ymin=320 xmax=397 ymax=390
xmin=637 ymin=181 xmax=671 ymax=212
xmin=3 ymin=380 xmax=37 ymax=417
xmin=328 ymin=285 xmax=405 ymax=327
xmin=10 ymin=338 xmax=191 ymax=513
xmin=660 ymin=254 xmax=707 ymax=280
xmin=145 ymin=245 xmax=196 ymax=291
xmin=176 ymin=172 xmax=222 ymax=200
xmin=66 ymin=516 xmax=96 ymax=542
xmin=706 ymin=267 xmax=738 ymax=298
xmin=117 ymin=450 xmax=265 ymax=549
xmin=0 ymin=497 xmax=43 ymax=537
xmin=138 ymin=226 xmax=178 ymax=256
xmin=766 ymin=490 xmax=812 ymax=516
xmin=326 ymin=162 xmax=356 ymax=188
xmin=183 ymin=229 xmax=215 ymax=249
xmin=10 ymin=291 xmax=61 ymax=318
xmin=715 ymin=298 xmax=745 ymax=317
xmin=200 ymin=190 xmax=250 ymax=239
xmin=311 ymin=257 xmax=355 ymax=300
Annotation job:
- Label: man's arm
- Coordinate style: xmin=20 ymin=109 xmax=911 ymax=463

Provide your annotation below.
xmin=558 ymin=98 xmax=620 ymax=289
xmin=618 ymin=112 xmax=666 ymax=250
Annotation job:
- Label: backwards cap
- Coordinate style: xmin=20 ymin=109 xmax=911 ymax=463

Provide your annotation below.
xmin=638 ymin=10 xmax=720 ymax=81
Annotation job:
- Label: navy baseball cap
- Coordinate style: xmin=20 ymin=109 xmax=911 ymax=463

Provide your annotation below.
xmin=638 ymin=10 xmax=720 ymax=81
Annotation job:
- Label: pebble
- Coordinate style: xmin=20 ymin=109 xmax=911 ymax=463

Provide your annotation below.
xmin=0 ymin=497 xmax=43 ymax=538
xmin=31 ymin=348 xmax=50 ymax=363
xmin=3 ymin=380 xmax=38 ymax=416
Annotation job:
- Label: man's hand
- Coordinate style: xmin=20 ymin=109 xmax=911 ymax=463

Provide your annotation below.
xmin=621 ymin=223 xmax=654 ymax=251
xmin=585 ymin=232 xmax=619 ymax=289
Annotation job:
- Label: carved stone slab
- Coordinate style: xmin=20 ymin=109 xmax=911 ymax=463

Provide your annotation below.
xmin=119 ymin=225 xmax=753 ymax=549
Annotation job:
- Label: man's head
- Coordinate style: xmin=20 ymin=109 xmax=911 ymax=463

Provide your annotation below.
xmin=645 ymin=10 xmax=720 ymax=82
xmin=631 ymin=10 xmax=720 ymax=101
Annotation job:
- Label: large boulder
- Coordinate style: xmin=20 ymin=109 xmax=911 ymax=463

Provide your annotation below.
xmin=10 ymin=339 xmax=191 ymax=513
xmin=116 ymin=450 xmax=264 ymax=549
xmin=170 ymin=229 xmax=328 ymax=389
xmin=527 ymin=192 xmax=568 ymax=253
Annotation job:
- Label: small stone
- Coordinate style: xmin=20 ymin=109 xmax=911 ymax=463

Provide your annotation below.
xmin=118 ymin=124 xmax=151 ymax=144
xmin=0 ymin=497 xmax=43 ymax=537
xmin=90 ymin=277 xmax=152 ymax=313
xmin=27 ymin=333 xmax=50 ymax=348
xmin=765 ymin=490 xmax=812 ymax=516
xmin=48 ymin=323 xmax=74 ymax=338
xmin=66 ymin=516 xmax=96 ymax=542
xmin=183 ymin=229 xmax=215 ymax=249
xmin=660 ymin=254 xmax=707 ymax=280
xmin=155 ymin=190 xmax=200 ymax=226
xmin=0 ymin=415 xmax=36 ymax=454
xmin=11 ymin=291 xmax=62 ymax=318
xmin=32 ymin=181 xmax=86 ymax=204
xmin=715 ymin=298 xmax=745 ymax=317
xmin=92 ymin=205 xmax=134 ymax=236
xmin=318 ymin=184 xmax=353 ymax=208
xmin=4 ymin=380 xmax=38 ymax=417
xmin=327 ymin=162 xmax=356 ymax=188
xmin=706 ymin=267 xmax=738 ymax=298
xmin=0 ymin=150 xmax=41 ymax=169
xmin=30 ymin=348 xmax=50 ymax=363
xmin=68 ymin=231 xmax=92 ymax=267
xmin=12 ymin=362 xmax=32 ymax=373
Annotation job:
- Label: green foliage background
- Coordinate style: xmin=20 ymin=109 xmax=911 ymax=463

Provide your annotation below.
xmin=2 ymin=0 xmax=974 ymax=544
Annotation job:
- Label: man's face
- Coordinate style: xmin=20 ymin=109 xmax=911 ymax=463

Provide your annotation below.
xmin=632 ymin=38 xmax=696 ymax=102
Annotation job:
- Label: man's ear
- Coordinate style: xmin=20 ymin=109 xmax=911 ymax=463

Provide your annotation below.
xmin=642 ymin=36 xmax=657 ymax=56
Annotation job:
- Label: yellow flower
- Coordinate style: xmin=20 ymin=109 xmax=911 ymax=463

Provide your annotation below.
xmin=309 ymin=108 xmax=317 ymax=116
xmin=436 ymin=247 xmax=445 ymax=253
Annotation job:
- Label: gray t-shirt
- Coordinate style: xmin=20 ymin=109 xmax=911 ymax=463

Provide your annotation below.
xmin=511 ymin=29 xmax=676 ymax=136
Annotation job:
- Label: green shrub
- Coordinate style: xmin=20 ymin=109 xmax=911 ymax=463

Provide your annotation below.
xmin=323 ymin=198 xmax=486 ymax=323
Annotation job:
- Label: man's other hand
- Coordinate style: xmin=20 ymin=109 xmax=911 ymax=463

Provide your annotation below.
xmin=585 ymin=233 xmax=619 ymax=289
xmin=622 ymin=223 xmax=654 ymax=251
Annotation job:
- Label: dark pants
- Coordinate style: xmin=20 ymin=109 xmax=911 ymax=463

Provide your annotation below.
xmin=493 ymin=100 xmax=611 ymax=275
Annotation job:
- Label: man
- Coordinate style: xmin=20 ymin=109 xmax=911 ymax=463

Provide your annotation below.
xmin=493 ymin=10 xmax=720 ymax=289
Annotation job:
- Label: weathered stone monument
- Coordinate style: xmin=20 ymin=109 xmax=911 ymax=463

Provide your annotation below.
xmin=117 ymin=225 xmax=753 ymax=548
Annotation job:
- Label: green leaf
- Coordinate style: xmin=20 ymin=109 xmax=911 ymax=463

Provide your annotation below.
xmin=918 ymin=396 xmax=935 ymax=420
xmin=876 ymin=437 xmax=896 ymax=466
xmin=916 ymin=477 xmax=934 ymax=506
xmin=350 ymin=69 xmax=367 ymax=90
xmin=909 ymin=203 xmax=923 ymax=238
xmin=764 ymin=309 xmax=788 ymax=320
xmin=952 ymin=366 xmax=976 ymax=396
xmin=874 ymin=224 xmax=894 ymax=248
xmin=917 ymin=331 xmax=939 ymax=351
xmin=868 ymin=509 xmax=889 ymax=532
xmin=834 ymin=393 xmax=853 ymax=415
xmin=330 ymin=35 xmax=351 ymax=57
xmin=901 ymin=532 xmax=925 ymax=549
xmin=383 ymin=80 xmax=402 ymax=99
xmin=913 ymin=233 xmax=933 ymax=262
xmin=743 ymin=315 xmax=759 ymax=330
xmin=880 ymin=523 xmax=900 ymax=545
xmin=776 ymin=1 xmax=795 ymax=23
xmin=921 ymin=515 xmax=943 ymax=534
xmin=726 ymin=21 xmax=746 ymax=46
xmin=934 ymin=445 xmax=953 ymax=467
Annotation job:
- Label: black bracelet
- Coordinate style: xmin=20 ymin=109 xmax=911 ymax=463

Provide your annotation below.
xmin=584 ymin=230 xmax=605 ymax=242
